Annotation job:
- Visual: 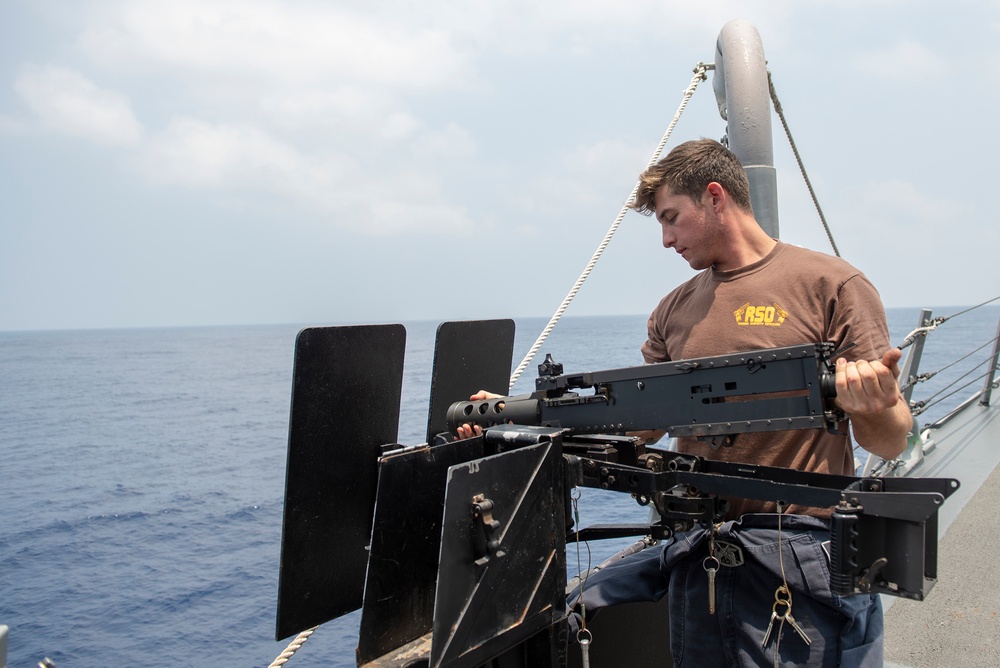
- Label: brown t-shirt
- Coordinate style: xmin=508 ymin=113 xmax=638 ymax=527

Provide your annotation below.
xmin=642 ymin=241 xmax=891 ymax=517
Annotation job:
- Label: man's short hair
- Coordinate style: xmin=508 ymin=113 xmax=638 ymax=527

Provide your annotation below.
xmin=631 ymin=139 xmax=753 ymax=215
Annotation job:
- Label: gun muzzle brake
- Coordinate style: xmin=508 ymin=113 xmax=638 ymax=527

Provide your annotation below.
xmin=446 ymin=396 xmax=541 ymax=433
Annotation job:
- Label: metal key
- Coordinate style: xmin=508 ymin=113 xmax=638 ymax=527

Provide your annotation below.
xmin=773 ymin=586 xmax=811 ymax=646
xmin=703 ymin=555 xmax=719 ymax=615
xmin=782 ymin=609 xmax=811 ymax=646
xmin=577 ymin=628 xmax=593 ymax=668
xmin=761 ymin=607 xmax=779 ymax=649
xmin=761 ymin=588 xmax=811 ymax=648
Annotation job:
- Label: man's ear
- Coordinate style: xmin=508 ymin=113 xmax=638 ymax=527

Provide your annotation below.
xmin=705 ymin=181 xmax=726 ymax=211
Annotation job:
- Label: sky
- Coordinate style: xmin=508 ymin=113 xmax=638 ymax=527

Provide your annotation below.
xmin=2 ymin=1 xmax=998 ymax=331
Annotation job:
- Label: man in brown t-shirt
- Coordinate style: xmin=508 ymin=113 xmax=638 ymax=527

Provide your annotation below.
xmin=631 ymin=139 xmax=910 ymax=511
xmin=621 ymin=138 xmax=911 ymax=665
xmin=462 ymin=139 xmax=911 ymax=665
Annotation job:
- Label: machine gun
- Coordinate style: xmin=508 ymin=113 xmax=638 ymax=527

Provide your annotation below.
xmin=274 ymin=320 xmax=958 ymax=668
xmin=445 ymin=341 xmax=844 ymax=444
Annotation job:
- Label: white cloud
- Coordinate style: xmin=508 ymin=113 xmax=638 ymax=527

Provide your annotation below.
xmin=144 ymin=116 xmax=309 ymax=188
xmin=853 ymin=39 xmax=948 ymax=83
xmin=79 ymin=0 xmax=472 ymax=88
xmin=143 ymin=116 xmax=368 ymax=217
xmin=257 ymin=86 xmax=428 ymax=146
xmin=141 ymin=115 xmax=475 ymax=235
xmin=506 ymin=139 xmax=653 ymax=215
xmin=259 ymin=87 xmax=392 ymax=130
xmin=860 ymin=178 xmax=954 ymax=227
xmin=73 ymin=0 xmax=796 ymax=92
xmin=565 ymin=139 xmax=652 ymax=175
xmin=411 ymin=123 xmax=476 ymax=158
xmin=0 ymin=114 xmax=28 ymax=135
xmin=381 ymin=112 xmax=424 ymax=141
xmin=370 ymin=200 xmax=472 ymax=236
xmin=437 ymin=0 xmax=794 ymax=57
xmin=13 ymin=65 xmax=143 ymax=145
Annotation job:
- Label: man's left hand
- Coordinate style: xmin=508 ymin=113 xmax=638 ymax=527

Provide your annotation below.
xmin=833 ymin=347 xmax=903 ymax=416
xmin=834 ymin=347 xmax=911 ymax=460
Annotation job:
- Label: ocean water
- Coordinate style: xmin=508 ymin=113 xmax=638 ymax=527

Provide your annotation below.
xmin=1 ymin=306 xmax=998 ymax=667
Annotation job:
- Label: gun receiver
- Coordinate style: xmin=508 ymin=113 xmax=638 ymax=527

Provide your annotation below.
xmin=447 ymin=342 xmax=843 ymax=441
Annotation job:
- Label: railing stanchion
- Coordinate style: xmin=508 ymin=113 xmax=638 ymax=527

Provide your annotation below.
xmin=979 ymin=313 xmax=1000 ymax=407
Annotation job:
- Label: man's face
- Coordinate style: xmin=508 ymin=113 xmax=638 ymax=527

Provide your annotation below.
xmin=653 ymin=184 xmax=721 ymax=270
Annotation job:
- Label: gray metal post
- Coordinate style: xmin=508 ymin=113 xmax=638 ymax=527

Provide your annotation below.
xmin=980 ymin=313 xmax=1000 ymax=407
xmin=900 ymin=309 xmax=933 ymax=404
xmin=713 ymin=19 xmax=779 ymax=237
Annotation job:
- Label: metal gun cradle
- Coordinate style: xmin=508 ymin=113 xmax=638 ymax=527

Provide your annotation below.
xmin=275 ymin=320 xmax=958 ymax=667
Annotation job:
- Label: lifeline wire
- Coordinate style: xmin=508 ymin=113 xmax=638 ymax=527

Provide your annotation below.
xmin=899 ymin=295 xmax=1000 ymax=350
xmin=913 ymin=367 xmax=997 ymax=417
xmin=863 ymin=295 xmax=1000 ymax=474
xmin=896 ymin=296 xmax=1000 ymax=407
xmin=902 ymin=337 xmax=998 ymax=394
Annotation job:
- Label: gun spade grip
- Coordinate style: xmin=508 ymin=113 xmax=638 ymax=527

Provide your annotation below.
xmin=829 ymin=506 xmax=859 ymax=596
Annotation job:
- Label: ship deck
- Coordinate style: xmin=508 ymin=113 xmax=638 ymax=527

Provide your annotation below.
xmin=884 ymin=401 xmax=1000 ymax=666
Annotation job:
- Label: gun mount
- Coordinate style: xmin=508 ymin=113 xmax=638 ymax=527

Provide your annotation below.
xmin=275 ymin=320 xmax=958 ymax=667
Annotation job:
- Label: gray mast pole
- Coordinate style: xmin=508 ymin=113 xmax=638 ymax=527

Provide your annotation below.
xmin=713 ymin=19 xmax=779 ymax=238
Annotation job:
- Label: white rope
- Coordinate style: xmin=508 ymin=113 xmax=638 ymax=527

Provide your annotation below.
xmin=508 ymin=63 xmax=712 ymax=388
xmin=268 ymin=626 xmax=316 ymax=668
xmin=264 ymin=63 xmax=712 ymax=668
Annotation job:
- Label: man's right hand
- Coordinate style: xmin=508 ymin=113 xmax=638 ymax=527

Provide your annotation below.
xmin=455 ymin=390 xmax=503 ymax=439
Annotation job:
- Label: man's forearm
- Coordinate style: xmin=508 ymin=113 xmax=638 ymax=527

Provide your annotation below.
xmin=850 ymin=395 xmax=912 ymax=460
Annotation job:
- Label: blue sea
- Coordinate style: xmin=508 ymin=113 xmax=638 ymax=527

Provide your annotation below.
xmin=2 ymin=307 xmax=998 ymax=667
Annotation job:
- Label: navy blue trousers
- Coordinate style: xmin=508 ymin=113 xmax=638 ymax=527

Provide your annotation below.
xmin=569 ymin=514 xmax=883 ymax=667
